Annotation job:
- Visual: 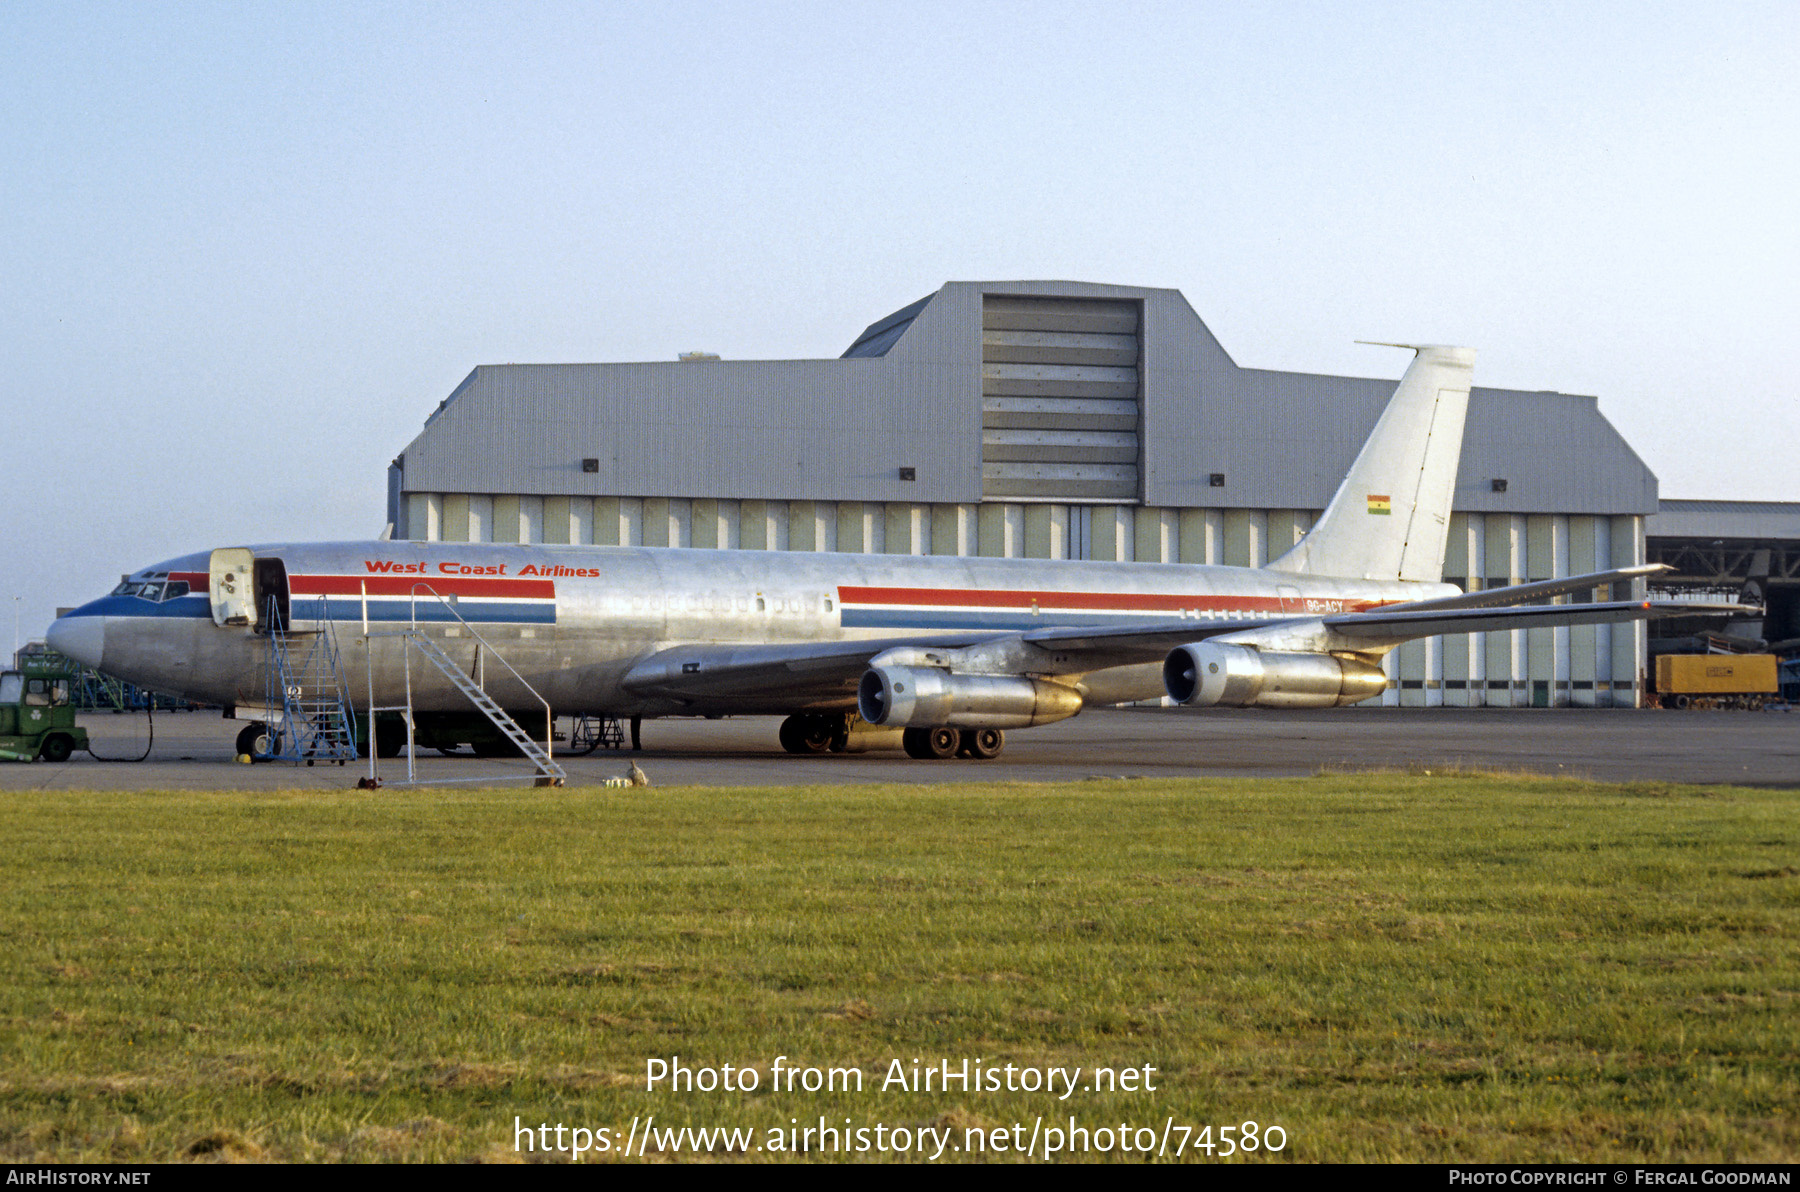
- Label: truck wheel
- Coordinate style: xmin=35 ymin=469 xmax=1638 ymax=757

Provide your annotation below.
xmin=39 ymin=734 xmax=74 ymax=763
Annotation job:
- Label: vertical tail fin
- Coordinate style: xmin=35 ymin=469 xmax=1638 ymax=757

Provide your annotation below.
xmin=1267 ymin=343 xmax=1475 ymax=582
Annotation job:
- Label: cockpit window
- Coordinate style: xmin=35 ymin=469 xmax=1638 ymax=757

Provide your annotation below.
xmin=108 ymin=577 xmax=188 ymax=602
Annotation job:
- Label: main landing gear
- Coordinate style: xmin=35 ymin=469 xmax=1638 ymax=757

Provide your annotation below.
xmin=777 ymin=714 xmax=1005 ymax=760
xmin=777 ymin=714 xmax=843 ymax=755
xmin=901 ymin=727 xmax=1004 ymax=760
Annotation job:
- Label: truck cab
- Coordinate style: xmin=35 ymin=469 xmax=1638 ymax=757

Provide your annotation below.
xmin=0 ymin=667 xmax=87 ymax=762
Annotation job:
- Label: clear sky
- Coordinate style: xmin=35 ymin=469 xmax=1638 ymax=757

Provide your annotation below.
xmin=4 ymin=1 xmax=1796 ymax=645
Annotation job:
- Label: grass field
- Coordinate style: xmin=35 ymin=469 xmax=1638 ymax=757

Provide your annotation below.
xmin=1 ymin=773 xmax=1795 ymax=1163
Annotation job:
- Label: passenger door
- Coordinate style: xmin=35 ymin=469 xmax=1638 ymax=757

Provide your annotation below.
xmin=209 ymin=548 xmax=258 ymax=628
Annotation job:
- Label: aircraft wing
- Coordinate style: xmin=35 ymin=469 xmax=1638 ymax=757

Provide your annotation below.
xmin=618 ymin=596 xmax=1757 ymax=708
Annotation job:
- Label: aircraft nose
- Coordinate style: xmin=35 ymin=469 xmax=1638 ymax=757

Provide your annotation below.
xmin=46 ymin=613 xmax=105 ymax=670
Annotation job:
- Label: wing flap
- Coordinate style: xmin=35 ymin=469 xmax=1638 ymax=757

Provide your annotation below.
xmin=619 ymin=633 xmax=994 ymax=704
xmin=1018 ymin=616 xmax=1285 ymax=664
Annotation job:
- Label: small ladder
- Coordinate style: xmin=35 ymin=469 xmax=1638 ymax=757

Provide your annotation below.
xmin=264 ymin=597 xmax=358 ymax=765
xmin=568 ymin=715 xmax=625 ymax=752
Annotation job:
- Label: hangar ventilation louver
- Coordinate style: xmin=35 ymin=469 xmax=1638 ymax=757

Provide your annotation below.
xmin=980 ymin=295 xmax=1141 ymax=501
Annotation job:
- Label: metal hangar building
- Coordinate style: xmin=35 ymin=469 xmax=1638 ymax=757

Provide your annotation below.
xmin=388 ymin=280 xmax=1659 ymax=708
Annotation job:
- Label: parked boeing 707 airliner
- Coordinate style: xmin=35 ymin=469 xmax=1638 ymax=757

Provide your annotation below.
xmin=44 ymin=345 xmax=1746 ymax=761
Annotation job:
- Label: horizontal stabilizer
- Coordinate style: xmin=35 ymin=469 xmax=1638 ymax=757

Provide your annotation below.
xmin=1012 ymin=595 xmax=1759 ymax=662
xmin=1323 ymin=600 xmax=1760 ymax=642
xmin=1383 ymin=565 xmax=1672 ymax=613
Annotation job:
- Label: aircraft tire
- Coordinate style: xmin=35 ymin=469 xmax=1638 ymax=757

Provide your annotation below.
xmin=962 ymin=728 xmax=1005 ymax=760
xmin=238 ymin=723 xmax=280 ymax=761
xmin=778 ymin=715 xmax=835 ymax=755
xmin=903 ymin=726 xmax=960 ymax=760
xmin=39 ymin=734 xmax=74 ymax=763
xmin=235 ymin=723 xmax=266 ymax=757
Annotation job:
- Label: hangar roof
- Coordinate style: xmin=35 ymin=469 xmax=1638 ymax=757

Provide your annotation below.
xmin=396 ymin=281 xmax=1658 ymax=515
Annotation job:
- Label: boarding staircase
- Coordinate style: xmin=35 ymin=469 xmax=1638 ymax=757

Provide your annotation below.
xmin=403 ymin=633 xmax=565 ymax=784
xmin=263 ymin=597 xmax=358 ymax=765
xmin=357 ymin=582 xmax=565 ymax=787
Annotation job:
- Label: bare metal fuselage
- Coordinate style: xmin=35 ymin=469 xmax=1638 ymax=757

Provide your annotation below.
xmin=82 ymin=541 xmax=1451 ymax=718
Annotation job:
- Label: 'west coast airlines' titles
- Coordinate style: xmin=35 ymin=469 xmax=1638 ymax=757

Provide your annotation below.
xmin=362 ymin=560 xmax=600 ymax=578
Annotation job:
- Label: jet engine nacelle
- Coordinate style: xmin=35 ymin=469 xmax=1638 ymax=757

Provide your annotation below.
xmin=858 ymin=665 xmax=1084 ymax=729
xmin=1162 ymin=642 xmax=1389 ymax=709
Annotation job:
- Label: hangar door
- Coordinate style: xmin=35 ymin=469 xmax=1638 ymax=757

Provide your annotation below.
xmin=980 ymin=295 xmax=1141 ymax=502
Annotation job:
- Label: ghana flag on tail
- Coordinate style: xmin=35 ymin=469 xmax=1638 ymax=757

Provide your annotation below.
xmin=1367 ymin=494 xmax=1392 ymax=515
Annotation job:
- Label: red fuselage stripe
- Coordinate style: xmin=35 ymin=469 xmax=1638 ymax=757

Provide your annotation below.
xmin=837 ymin=585 xmax=1338 ymax=612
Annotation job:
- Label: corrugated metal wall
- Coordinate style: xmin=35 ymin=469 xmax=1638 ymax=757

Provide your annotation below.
xmin=398 ymin=283 xmax=1659 ymax=519
xmin=403 ymin=490 xmax=1643 ymax=706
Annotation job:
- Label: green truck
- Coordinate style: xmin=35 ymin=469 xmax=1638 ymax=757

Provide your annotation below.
xmin=0 ymin=664 xmax=88 ymax=762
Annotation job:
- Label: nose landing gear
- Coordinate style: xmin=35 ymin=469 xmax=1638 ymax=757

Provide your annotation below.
xmin=235 ymin=721 xmax=280 ymax=761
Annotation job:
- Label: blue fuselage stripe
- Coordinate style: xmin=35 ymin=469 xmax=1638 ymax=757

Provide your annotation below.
xmin=65 ymin=596 xmax=212 ymax=619
xmin=63 ymin=595 xmax=557 ymax=625
xmin=306 ymin=598 xmax=556 ymax=624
